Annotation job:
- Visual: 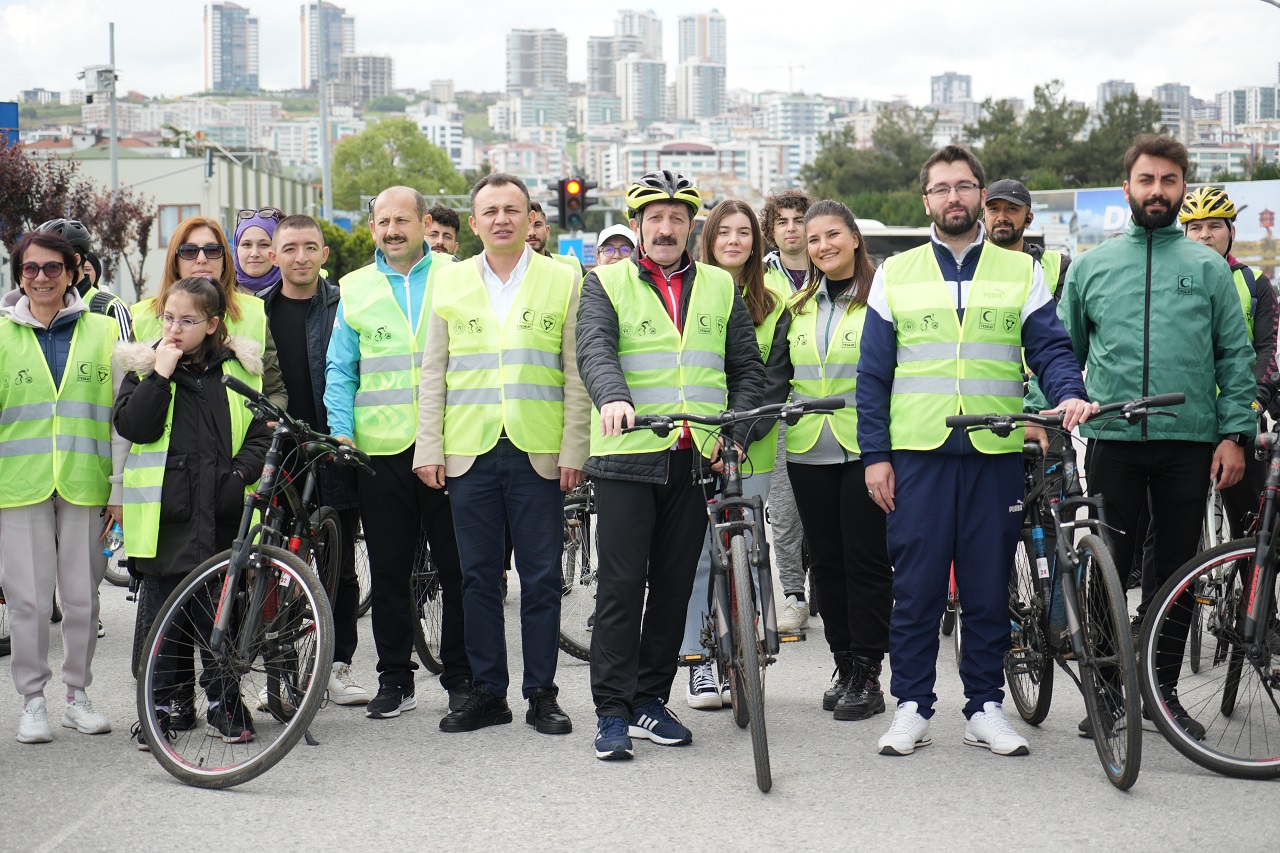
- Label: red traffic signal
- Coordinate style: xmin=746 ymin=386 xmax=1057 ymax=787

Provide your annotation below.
xmin=557 ymin=176 xmax=597 ymax=230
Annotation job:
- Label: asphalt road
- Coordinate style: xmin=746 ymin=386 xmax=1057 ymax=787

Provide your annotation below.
xmin=2 ymin=577 xmax=1275 ymax=852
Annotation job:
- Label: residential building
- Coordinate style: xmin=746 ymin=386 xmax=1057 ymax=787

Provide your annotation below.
xmin=616 ymin=9 xmax=662 ymax=60
xmin=506 ymin=29 xmax=568 ymax=96
xmin=1096 ymin=79 xmax=1136 ymax=113
xmin=484 ymin=140 xmax=569 ymax=186
xmin=262 ymin=115 xmax=365 ymax=166
xmin=587 ymin=34 xmax=644 ymax=95
xmin=575 ymin=94 xmax=624 ymax=130
xmin=1218 ymin=88 xmax=1249 ymax=133
xmin=338 ymin=54 xmax=394 ymax=104
xmin=80 ymin=102 xmax=143 ymax=133
xmin=21 ymin=88 xmax=60 ymax=105
xmin=510 ymin=90 xmax=570 ymax=130
xmin=930 ymin=72 xmax=971 ymax=106
xmin=300 ymin=2 xmax=356 ymax=89
xmin=618 ymin=53 xmax=667 ymax=123
xmin=204 ymin=3 xmax=259 ymax=93
xmin=60 ymin=90 xmax=86 ymax=106
xmin=676 ymin=60 xmax=726 ymax=121
xmin=417 ymin=109 xmax=465 ymax=168
xmin=678 ymin=11 xmax=727 ymax=65
xmin=430 ymin=79 xmax=454 ymax=104
xmin=766 ymin=96 xmax=830 ymax=138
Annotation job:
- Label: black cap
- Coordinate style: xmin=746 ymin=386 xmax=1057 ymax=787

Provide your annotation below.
xmin=985 ymin=179 xmax=1032 ymax=208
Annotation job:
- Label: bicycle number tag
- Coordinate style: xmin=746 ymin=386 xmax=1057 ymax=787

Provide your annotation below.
xmin=279 ymin=572 xmax=293 ymax=588
xmin=1036 ymin=556 xmax=1050 ymax=579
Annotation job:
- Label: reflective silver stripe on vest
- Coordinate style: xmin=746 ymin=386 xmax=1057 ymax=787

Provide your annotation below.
xmin=793 ymin=390 xmax=856 ymax=404
xmin=823 ymin=362 xmax=859 ymax=379
xmin=684 ymin=386 xmax=728 ymax=404
xmin=445 ymin=388 xmax=503 ymax=406
xmin=447 ymin=353 xmax=501 ymax=372
xmin=122 ymin=485 xmax=163 ymax=504
xmin=57 ymin=434 xmax=111 ymax=459
xmin=0 ymin=436 xmax=55 ymax=457
xmin=620 ymin=352 xmax=679 ymax=372
xmin=359 ymin=353 xmax=422 ymax=375
xmin=503 ymin=384 xmax=564 ymax=402
xmin=502 ymin=349 xmax=563 ymax=370
xmin=897 ymin=343 xmax=957 ymax=363
xmin=55 ymin=401 xmax=113 ymax=422
xmin=959 ymin=342 xmax=1022 ymax=361
xmin=0 ymin=402 xmax=53 ymax=425
xmin=355 ymin=388 xmax=416 ymax=406
xmin=896 ymin=342 xmax=1022 ymax=363
xmin=891 ymin=376 xmax=1023 ymax=396
xmin=125 ymin=450 xmax=168 ymax=470
xmin=680 ymin=350 xmax=726 ymax=371
xmin=792 ymin=364 xmax=823 ymax=381
xmin=631 ymin=387 xmax=682 ymax=405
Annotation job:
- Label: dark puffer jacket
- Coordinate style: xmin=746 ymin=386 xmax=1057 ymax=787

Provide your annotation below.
xmin=113 ymin=336 xmax=272 ymax=577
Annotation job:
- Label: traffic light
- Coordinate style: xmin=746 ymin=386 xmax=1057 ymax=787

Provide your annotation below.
xmin=557 ymin=176 xmax=598 ymax=231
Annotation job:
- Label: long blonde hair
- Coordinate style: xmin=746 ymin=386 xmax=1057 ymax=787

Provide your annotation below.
xmin=159 ymin=217 xmax=242 ymax=323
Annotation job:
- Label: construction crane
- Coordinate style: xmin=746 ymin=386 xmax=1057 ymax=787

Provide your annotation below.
xmin=735 ymin=64 xmax=806 ymax=94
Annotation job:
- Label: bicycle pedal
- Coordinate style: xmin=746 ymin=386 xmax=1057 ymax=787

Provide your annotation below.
xmin=778 ymin=632 xmax=806 ymax=643
xmin=680 ymin=653 xmax=709 ymax=665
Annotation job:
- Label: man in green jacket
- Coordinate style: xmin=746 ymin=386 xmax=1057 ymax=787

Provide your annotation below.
xmin=1051 ymin=134 xmax=1254 ymax=742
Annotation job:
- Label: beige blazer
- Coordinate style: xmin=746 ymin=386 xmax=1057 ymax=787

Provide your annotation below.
xmin=413 ymin=254 xmax=590 ymax=479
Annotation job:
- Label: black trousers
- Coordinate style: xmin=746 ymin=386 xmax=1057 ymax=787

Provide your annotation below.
xmin=357 ymin=448 xmax=468 ymax=691
xmin=331 ymin=507 xmax=360 ymax=665
xmin=787 ymin=460 xmax=892 ymax=660
xmin=590 ymin=450 xmax=709 ymax=719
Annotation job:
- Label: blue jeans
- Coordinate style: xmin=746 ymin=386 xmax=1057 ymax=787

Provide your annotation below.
xmin=447 ymin=440 xmax=564 ymax=700
xmin=680 ymin=471 xmax=771 ymax=657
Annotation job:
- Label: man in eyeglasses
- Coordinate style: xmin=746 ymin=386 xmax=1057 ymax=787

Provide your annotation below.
xmin=858 ymin=145 xmax=1092 ymax=758
xmin=594 ymin=224 xmax=636 ymax=268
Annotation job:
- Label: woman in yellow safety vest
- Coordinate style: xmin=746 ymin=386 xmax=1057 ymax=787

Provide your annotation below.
xmin=114 ymin=276 xmax=271 ymax=747
xmin=0 ymin=231 xmax=119 ymax=743
xmin=785 ymin=200 xmax=893 ymax=723
xmin=680 ymin=199 xmax=793 ymax=711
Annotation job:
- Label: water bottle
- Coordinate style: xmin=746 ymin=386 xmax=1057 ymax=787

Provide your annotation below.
xmin=102 ymin=521 xmax=124 ymax=557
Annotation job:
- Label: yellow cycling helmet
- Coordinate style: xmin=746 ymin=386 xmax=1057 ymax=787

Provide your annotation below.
xmin=1179 ymin=186 xmax=1238 ymax=224
xmin=625 ymin=170 xmax=702 ymax=218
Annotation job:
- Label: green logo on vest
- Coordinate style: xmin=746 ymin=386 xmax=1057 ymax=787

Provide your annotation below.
xmin=97 ymin=363 xmax=110 ymax=384
xmin=541 ymin=313 xmax=556 ymax=333
xmin=1177 ymin=275 xmax=1194 ymax=295
xmin=793 ymin=332 xmax=808 ymax=348
xmin=518 ymin=309 xmax=535 ymax=330
xmin=840 ymin=329 xmax=858 ymax=348
xmin=77 ymin=361 xmax=93 ymax=382
xmin=919 ymin=314 xmax=940 ymax=331
xmin=361 ymin=326 xmax=392 ymax=344
xmin=15 ymin=369 xmax=32 ymax=385
xmin=1003 ymin=312 xmax=1018 ymax=333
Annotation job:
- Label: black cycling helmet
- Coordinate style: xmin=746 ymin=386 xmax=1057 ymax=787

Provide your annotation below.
xmin=626 ymin=170 xmax=702 ymax=219
xmin=36 ymin=218 xmax=92 ymax=255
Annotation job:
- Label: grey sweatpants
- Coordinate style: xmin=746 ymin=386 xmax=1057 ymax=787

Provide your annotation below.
xmin=769 ymin=424 xmax=806 ymax=597
xmin=0 ymin=497 xmax=107 ymax=700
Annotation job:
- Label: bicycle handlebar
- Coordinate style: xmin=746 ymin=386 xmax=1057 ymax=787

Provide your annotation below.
xmin=944 ymin=393 xmax=1186 ymax=431
xmin=221 ymin=375 xmax=373 ymax=470
xmin=624 ymin=397 xmax=846 ymax=436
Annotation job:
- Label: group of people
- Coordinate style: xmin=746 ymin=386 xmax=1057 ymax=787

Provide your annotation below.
xmin=1 ymin=131 xmax=1267 ymax=766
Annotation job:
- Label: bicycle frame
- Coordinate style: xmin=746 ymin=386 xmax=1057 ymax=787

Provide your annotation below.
xmin=1241 ymin=429 xmax=1280 ymax=654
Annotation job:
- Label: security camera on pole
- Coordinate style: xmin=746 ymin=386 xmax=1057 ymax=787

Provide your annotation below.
xmin=76 ymin=22 xmax=120 ymax=194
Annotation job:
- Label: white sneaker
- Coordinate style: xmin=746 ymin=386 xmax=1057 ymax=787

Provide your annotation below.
xmin=18 ymin=698 xmax=53 ymax=744
xmin=97 ymin=620 xmax=106 ymax=638
xmin=685 ymin=662 xmax=722 ymax=710
xmin=777 ymin=595 xmax=810 ymax=632
xmin=257 ymin=687 xmax=270 ymax=711
xmin=877 ymin=701 xmax=931 ymax=755
xmin=327 ymin=662 xmax=371 ymax=706
xmin=62 ymin=690 xmax=111 ymax=734
xmin=964 ymin=701 xmax=1030 ymax=756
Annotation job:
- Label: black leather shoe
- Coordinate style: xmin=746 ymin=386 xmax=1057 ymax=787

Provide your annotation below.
xmin=822 ymin=652 xmax=855 ymax=711
xmin=447 ymin=677 xmax=473 ymax=713
xmin=833 ymin=656 xmax=886 ymax=721
xmin=526 ymin=688 xmax=572 ymax=735
xmin=439 ymin=684 xmax=512 ymax=732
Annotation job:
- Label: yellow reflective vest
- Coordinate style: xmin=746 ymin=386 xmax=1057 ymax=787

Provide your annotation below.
xmin=785 ymin=293 xmax=867 ymax=455
xmin=742 ymin=272 xmax=790 ymax=474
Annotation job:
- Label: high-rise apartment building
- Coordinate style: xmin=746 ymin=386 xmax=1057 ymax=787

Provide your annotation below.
xmin=338 ymin=55 xmax=394 ymax=104
xmin=587 ymin=34 xmax=644 ymax=95
xmin=506 ymin=29 xmax=568 ymax=96
xmin=300 ymin=2 xmax=355 ymax=89
xmin=204 ymin=3 xmax=259 ymax=93
xmin=678 ymin=10 xmax=727 ymax=65
xmin=616 ymin=9 xmax=663 ymax=60
xmin=618 ymin=53 xmax=667 ymax=123
xmin=930 ymin=72 xmax=971 ymax=106
xmin=1096 ymin=79 xmax=1136 ymax=113
xmin=676 ymin=59 xmax=725 ymax=121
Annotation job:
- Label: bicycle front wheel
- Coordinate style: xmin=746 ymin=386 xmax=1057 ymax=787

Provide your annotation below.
xmin=1137 ymin=538 xmax=1280 ymax=780
xmin=727 ymin=534 xmax=771 ymax=793
xmin=136 ymin=545 xmax=334 ymax=789
xmin=1075 ymin=534 xmax=1141 ymax=790
xmin=104 ymin=560 xmax=130 ymax=587
xmin=558 ymin=507 xmax=598 ymax=662
xmin=1005 ymin=536 xmax=1054 ymax=725
xmin=410 ymin=533 xmax=444 ymax=674
xmin=354 ymin=523 xmax=372 ymax=617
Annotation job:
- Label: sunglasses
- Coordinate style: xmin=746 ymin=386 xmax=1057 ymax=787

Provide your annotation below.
xmin=19 ymin=261 xmax=67 ymax=280
xmin=176 ymin=242 xmax=225 ymax=261
xmin=238 ymin=208 xmax=283 ymax=221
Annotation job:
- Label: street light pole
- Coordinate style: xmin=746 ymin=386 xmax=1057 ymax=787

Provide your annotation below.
xmin=108 ymin=22 xmax=118 ymax=193
xmin=317 ymin=5 xmax=333 ymax=223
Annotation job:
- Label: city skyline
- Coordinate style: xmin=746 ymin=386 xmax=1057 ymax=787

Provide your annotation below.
xmin=4 ymin=0 xmax=1279 ymax=110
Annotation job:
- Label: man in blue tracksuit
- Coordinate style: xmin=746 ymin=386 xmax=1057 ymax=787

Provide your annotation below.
xmin=858 ymin=145 xmax=1092 ymax=757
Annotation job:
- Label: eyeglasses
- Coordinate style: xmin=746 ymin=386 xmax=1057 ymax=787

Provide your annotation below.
xmin=924 ymin=182 xmax=982 ymax=199
xmin=238 ymin=208 xmax=283 ymax=221
xmin=176 ymin=242 xmax=225 ymax=261
xmin=598 ymin=245 xmax=634 ymax=258
xmin=157 ymin=314 xmax=211 ymax=331
xmin=19 ymin=261 xmax=67 ymax=280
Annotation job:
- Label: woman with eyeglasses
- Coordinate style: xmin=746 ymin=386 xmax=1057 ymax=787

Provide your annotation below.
xmin=0 ymin=231 xmax=120 ymax=743
xmin=594 ymin=224 xmax=637 ymax=267
xmin=129 ymin=217 xmax=287 ymax=409
xmin=232 ymin=208 xmax=283 ymax=294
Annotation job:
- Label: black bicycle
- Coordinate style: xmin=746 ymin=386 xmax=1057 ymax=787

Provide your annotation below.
xmin=628 ymin=397 xmax=842 ymax=793
xmin=948 ymin=393 xmax=1184 ymax=790
xmin=558 ymin=481 xmax=598 ymax=661
xmin=134 ymin=375 xmax=372 ymax=788
xmin=410 ymin=527 xmax=444 ymax=674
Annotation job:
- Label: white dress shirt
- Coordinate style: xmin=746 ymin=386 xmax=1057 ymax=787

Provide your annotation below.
xmin=479 ymin=245 xmax=532 ymax=327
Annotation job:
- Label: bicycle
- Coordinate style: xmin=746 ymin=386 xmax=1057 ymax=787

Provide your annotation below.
xmin=628 ymin=396 xmax=843 ymax=793
xmin=354 ymin=522 xmax=372 ymax=617
xmin=948 ymin=393 xmax=1185 ymax=791
xmin=0 ymin=584 xmax=9 ymax=657
xmin=134 ymin=374 xmax=372 ymax=788
xmin=410 ymin=527 xmax=444 ymax=674
xmin=1136 ymin=417 xmax=1280 ymax=780
xmin=558 ymin=480 xmax=598 ymax=661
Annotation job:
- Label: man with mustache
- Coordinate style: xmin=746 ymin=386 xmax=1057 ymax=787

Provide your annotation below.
xmin=1046 ymin=135 xmax=1255 ymax=742
xmin=983 ymin=179 xmax=1070 ymax=296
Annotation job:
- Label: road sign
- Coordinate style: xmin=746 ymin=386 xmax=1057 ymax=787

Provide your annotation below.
xmin=558 ymin=237 xmax=584 ymax=261
xmin=0 ymin=102 xmax=18 ymax=147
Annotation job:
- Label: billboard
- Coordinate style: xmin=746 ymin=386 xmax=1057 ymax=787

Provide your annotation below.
xmin=0 ymin=101 xmax=18 ymax=147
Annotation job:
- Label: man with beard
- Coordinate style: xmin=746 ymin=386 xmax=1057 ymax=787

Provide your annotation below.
xmin=858 ymin=145 xmax=1092 ymax=757
xmin=528 ymin=202 xmax=584 ymax=277
xmin=983 ymin=179 xmax=1070 ymax=297
xmin=426 ymin=204 xmax=462 ymax=260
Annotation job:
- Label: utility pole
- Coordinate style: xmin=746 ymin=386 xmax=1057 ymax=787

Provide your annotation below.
xmin=317 ymin=5 xmax=333 ymax=223
xmin=108 ymin=22 xmax=119 ymax=193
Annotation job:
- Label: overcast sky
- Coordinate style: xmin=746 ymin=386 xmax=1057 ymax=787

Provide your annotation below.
xmin=3 ymin=0 xmax=1279 ymax=107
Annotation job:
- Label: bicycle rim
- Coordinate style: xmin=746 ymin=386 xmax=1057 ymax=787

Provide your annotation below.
xmin=354 ymin=526 xmax=372 ymax=617
xmin=558 ymin=510 xmax=598 ymax=662
xmin=0 ymin=584 xmax=10 ymax=657
xmin=1138 ymin=538 xmax=1280 ymax=780
xmin=1005 ymin=536 xmax=1054 ymax=725
xmin=411 ymin=530 xmax=444 ymax=674
xmin=729 ymin=535 xmax=771 ymax=793
xmin=303 ymin=507 xmax=343 ymax=609
xmin=104 ymin=561 xmax=131 ymax=587
xmin=137 ymin=545 xmax=334 ymax=789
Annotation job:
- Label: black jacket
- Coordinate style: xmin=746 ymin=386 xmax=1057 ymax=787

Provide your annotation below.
xmin=576 ymin=255 xmax=765 ymax=484
xmin=259 ymin=277 xmax=358 ymax=510
xmin=113 ymin=339 xmax=272 ymax=577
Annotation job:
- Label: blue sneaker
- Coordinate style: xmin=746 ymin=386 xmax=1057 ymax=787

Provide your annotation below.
xmin=630 ymin=699 xmax=692 ymax=746
xmin=594 ymin=715 xmax=634 ymax=760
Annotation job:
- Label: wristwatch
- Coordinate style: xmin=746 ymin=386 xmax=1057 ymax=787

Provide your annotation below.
xmin=1221 ymin=433 xmax=1248 ymax=448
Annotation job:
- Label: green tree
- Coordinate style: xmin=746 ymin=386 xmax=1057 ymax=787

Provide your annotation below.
xmin=1020 ymin=80 xmax=1090 ymax=178
xmin=318 ymin=219 xmax=376 ymax=280
xmin=800 ymin=106 xmax=938 ymax=199
xmin=966 ymin=98 xmax=1032 ymax=182
xmin=366 ymin=95 xmax=408 ymax=113
xmin=846 ymin=190 xmax=931 ymax=227
xmin=1064 ymin=93 xmax=1166 ymax=186
xmin=331 ymin=117 xmax=465 ymax=209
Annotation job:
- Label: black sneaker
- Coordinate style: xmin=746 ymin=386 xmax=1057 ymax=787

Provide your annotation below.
xmin=1146 ymin=687 xmax=1206 ymax=741
xmin=447 ymin=677 xmax=473 ymax=713
xmin=366 ymin=684 xmax=417 ymax=719
xmin=526 ymin=688 xmax=572 ymax=735
xmin=206 ymin=700 xmax=255 ymax=743
xmin=833 ymin=656 xmax=886 ymax=721
xmin=131 ymin=714 xmax=173 ymax=752
xmin=169 ymin=698 xmax=197 ymax=732
xmin=1130 ymin=613 xmax=1144 ymax=644
xmin=822 ymin=652 xmax=855 ymax=711
xmin=440 ymin=683 xmax=513 ymax=732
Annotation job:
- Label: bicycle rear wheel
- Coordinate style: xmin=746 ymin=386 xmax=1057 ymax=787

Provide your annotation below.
xmin=301 ymin=507 xmax=343 ymax=609
xmin=136 ymin=545 xmax=334 ymax=789
xmin=1137 ymin=538 xmax=1280 ymax=780
xmin=410 ymin=531 xmax=444 ymax=674
xmin=558 ymin=505 xmax=598 ymax=661
xmin=104 ymin=559 xmax=130 ymax=587
xmin=727 ymin=534 xmax=771 ymax=793
xmin=131 ymin=582 xmax=151 ymax=679
xmin=1075 ymin=534 xmax=1141 ymax=790
xmin=1005 ymin=535 xmax=1054 ymax=725
xmin=0 ymin=584 xmax=10 ymax=657
xmin=354 ymin=523 xmax=372 ymax=617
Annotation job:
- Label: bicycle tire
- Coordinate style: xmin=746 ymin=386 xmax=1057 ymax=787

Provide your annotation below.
xmin=303 ymin=507 xmax=343 ymax=608
xmin=558 ymin=507 xmax=598 ymax=662
xmin=1005 ymin=536 xmax=1054 ymax=725
xmin=1138 ymin=538 xmax=1280 ymax=780
xmin=0 ymin=584 xmax=10 ymax=657
xmin=410 ymin=533 xmax=444 ymax=675
xmin=728 ymin=534 xmax=771 ymax=793
xmin=1191 ymin=488 xmax=1230 ymax=674
xmin=104 ymin=560 xmax=130 ymax=587
xmin=940 ymin=602 xmax=956 ymax=637
xmin=1188 ymin=578 xmax=1205 ymax=675
xmin=136 ymin=545 xmax=334 ymax=789
xmin=952 ymin=604 xmax=963 ymax=670
xmin=354 ymin=525 xmax=372 ymax=618
xmin=131 ymin=583 xmax=151 ymax=679
xmin=1075 ymin=534 xmax=1141 ymax=790
xmin=266 ymin=510 xmax=336 ymax=724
